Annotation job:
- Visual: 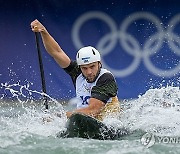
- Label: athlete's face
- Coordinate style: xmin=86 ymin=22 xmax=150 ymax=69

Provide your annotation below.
xmin=80 ymin=62 xmax=101 ymax=82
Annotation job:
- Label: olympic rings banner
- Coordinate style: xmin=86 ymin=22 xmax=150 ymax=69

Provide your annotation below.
xmin=0 ymin=0 xmax=179 ymax=100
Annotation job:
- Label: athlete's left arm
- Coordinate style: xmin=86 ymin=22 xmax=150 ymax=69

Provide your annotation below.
xmin=66 ymin=73 xmax=118 ymax=118
xmin=66 ymin=98 xmax=105 ymax=118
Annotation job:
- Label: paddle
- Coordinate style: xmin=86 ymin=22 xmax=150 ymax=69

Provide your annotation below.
xmin=34 ymin=32 xmax=48 ymax=110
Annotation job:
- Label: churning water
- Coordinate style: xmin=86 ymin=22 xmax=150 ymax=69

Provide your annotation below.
xmin=0 ymin=82 xmax=180 ymax=154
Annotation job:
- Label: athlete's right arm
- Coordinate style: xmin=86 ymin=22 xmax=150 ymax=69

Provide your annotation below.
xmin=30 ymin=19 xmax=71 ymax=68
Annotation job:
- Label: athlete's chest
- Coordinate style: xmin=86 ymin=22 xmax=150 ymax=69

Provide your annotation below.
xmin=76 ymin=77 xmax=96 ymax=96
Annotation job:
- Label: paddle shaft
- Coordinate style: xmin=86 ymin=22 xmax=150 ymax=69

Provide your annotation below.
xmin=34 ymin=32 xmax=48 ymax=109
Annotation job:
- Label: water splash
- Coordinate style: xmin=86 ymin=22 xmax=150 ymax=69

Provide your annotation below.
xmin=0 ymin=82 xmax=180 ymax=148
xmin=121 ymin=86 xmax=180 ymax=136
xmin=0 ymin=82 xmax=67 ymax=148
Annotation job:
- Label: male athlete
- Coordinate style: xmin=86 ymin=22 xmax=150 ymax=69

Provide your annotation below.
xmin=31 ymin=19 xmax=120 ymax=121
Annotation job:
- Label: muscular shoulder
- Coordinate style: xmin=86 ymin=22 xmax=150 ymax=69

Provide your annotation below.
xmin=63 ymin=60 xmax=81 ymax=85
xmin=96 ymin=72 xmax=115 ymax=86
xmin=91 ymin=72 xmax=118 ymax=103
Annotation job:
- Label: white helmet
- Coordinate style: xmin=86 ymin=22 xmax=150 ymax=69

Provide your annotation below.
xmin=76 ymin=46 xmax=101 ymax=65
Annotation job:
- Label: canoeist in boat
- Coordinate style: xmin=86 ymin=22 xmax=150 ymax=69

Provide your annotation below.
xmin=31 ymin=19 xmax=120 ymax=121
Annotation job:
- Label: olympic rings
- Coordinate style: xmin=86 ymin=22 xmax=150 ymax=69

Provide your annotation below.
xmin=72 ymin=11 xmax=180 ymax=77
